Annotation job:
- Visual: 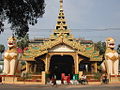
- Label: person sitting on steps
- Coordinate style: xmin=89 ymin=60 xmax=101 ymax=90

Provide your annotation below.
xmin=78 ymin=74 xmax=88 ymax=85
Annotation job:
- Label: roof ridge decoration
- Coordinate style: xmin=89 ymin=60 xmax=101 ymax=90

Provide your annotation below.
xmin=22 ymin=36 xmax=102 ymax=61
xmin=60 ymin=0 xmax=63 ymax=9
xmin=50 ymin=0 xmax=74 ymax=40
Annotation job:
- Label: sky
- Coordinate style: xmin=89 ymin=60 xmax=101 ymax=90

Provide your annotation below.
xmin=0 ymin=0 xmax=120 ymax=48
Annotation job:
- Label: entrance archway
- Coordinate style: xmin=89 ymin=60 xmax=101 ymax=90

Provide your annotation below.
xmin=29 ymin=60 xmax=45 ymax=73
xmin=79 ymin=60 xmax=92 ymax=74
xmin=49 ymin=55 xmax=74 ymax=80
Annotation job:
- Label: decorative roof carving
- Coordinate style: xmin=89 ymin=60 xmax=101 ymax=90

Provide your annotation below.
xmin=50 ymin=0 xmax=73 ymax=40
xmin=22 ymin=35 xmax=102 ymax=61
xmin=21 ymin=0 xmax=102 ymax=61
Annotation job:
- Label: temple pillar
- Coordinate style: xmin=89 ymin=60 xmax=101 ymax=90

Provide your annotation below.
xmin=93 ymin=62 xmax=97 ymax=72
xmin=45 ymin=54 xmax=50 ymax=74
xmin=33 ymin=64 xmax=37 ymax=73
xmin=26 ymin=61 xmax=30 ymax=73
xmin=45 ymin=55 xmax=48 ymax=73
xmin=47 ymin=56 xmax=51 ymax=74
xmin=95 ymin=62 xmax=98 ymax=72
xmin=76 ymin=54 xmax=79 ymax=74
xmin=74 ymin=54 xmax=79 ymax=74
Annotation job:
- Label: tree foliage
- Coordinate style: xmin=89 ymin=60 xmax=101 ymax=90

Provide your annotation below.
xmin=95 ymin=41 xmax=106 ymax=55
xmin=17 ymin=34 xmax=29 ymax=50
xmin=0 ymin=0 xmax=45 ymax=37
xmin=117 ymin=44 xmax=120 ymax=54
xmin=0 ymin=44 xmax=5 ymax=53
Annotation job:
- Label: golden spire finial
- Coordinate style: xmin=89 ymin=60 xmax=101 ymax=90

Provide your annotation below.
xmin=60 ymin=0 xmax=63 ymax=9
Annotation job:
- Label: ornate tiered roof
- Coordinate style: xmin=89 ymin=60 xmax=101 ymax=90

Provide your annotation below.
xmin=21 ymin=0 xmax=102 ymax=61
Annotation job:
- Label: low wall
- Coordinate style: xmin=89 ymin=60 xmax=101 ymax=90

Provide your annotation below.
xmin=0 ymin=71 xmax=46 ymax=85
xmin=110 ymin=75 xmax=120 ymax=82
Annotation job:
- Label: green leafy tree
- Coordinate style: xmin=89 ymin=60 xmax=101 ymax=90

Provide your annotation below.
xmin=0 ymin=44 xmax=5 ymax=60
xmin=17 ymin=34 xmax=29 ymax=50
xmin=95 ymin=41 xmax=106 ymax=55
xmin=0 ymin=0 xmax=45 ymax=37
xmin=0 ymin=44 xmax=5 ymax=54
xmin=117 ymin=44 xmax=120 ymax=54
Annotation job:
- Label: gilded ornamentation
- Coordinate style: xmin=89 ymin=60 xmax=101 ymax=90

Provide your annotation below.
xmin=21 ymin=0 xmax=102 ymax=75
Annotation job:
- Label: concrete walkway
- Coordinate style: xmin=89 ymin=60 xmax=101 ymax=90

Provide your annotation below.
xmin=1 ymin=81 xmax=120 ymax=88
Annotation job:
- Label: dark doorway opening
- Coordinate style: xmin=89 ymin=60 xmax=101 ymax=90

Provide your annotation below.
xmin=79 ymin=60 xmax=92 ymax=74
xmin=49 ymin=55 xmax=74 ymax=80
xmin=29 ymin=60 xmax=45 ymax=73
xmin=35 ymin=55 xmax=45 ymax=73
xmin=36 ymin=60 xmax=45 ymax=73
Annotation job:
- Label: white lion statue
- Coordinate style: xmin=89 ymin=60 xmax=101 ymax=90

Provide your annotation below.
xmin=2 ymin=36 xmax=20 ymax=75
xmin=101 ymin=37 xmax=119 ymax=75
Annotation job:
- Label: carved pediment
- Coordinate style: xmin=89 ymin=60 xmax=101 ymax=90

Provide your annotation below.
xmin=49 ymin=44 xmax=75 ymax=52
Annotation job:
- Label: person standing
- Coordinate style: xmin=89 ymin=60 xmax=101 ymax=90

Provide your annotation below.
xmin=66 ymin=74 xmax=71 ymax=84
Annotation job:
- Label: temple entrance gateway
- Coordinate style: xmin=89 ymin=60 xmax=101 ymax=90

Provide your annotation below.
xmin=49 ymin=55 xmax=74 ymax=80
xmin=20 ymin=0 xmax=102 ymax=85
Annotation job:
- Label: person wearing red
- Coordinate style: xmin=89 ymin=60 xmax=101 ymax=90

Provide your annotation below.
xmin=66 ymin=74 xmax=71 ymax=84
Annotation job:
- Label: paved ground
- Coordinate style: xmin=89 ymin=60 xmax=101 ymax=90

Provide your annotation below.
xmin=0 ymin=83 xmax=120 ymax=90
